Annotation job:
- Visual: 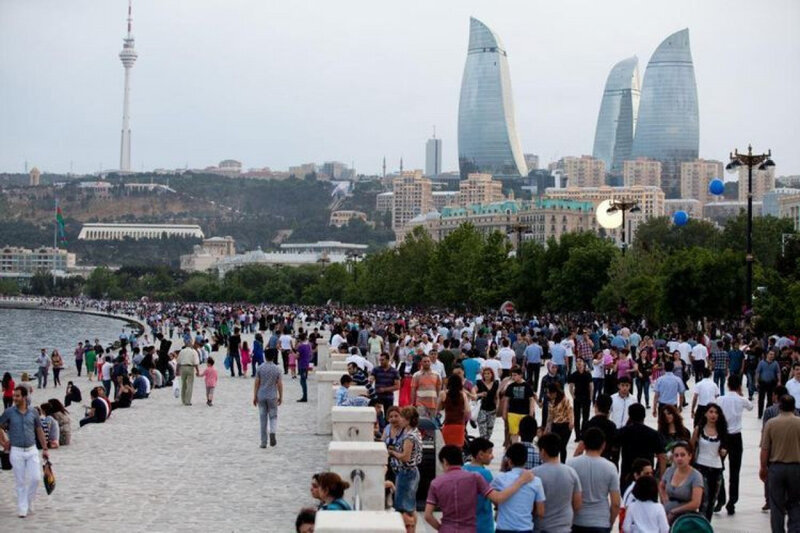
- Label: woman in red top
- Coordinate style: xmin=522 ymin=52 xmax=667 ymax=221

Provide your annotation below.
xmin=437 ymin=374 xmax=470 ymax=447
xmin=2 ymin=372 xmax=14 ymax=409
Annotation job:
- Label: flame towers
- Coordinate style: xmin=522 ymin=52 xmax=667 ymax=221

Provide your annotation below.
xmin=592 ymin=56 xmax=640 ymax=177
xmin=631 ymin=29 xmax=699 ymax=198
xmin=118 ymin=0 xmax=138 ymax=172
xmin=458 ymin=17 xmax=528 ymax=179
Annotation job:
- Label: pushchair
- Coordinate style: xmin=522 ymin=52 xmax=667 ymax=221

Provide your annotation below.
xmin=670 ymin=512 xmax=714 ymax=533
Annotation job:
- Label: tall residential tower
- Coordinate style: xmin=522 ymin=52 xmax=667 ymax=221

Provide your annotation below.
xmin=425 ymin=132 xmax=442 ymax=177
xmin=118 ymin=0 xmax=138 ymax=172
xmin=457 ymin=17 xmax=528 ymax=179
xmin=592 ymin=56 xmax=640 ymax=177
xmin=631 ymin=29 xmax=699 ymax=198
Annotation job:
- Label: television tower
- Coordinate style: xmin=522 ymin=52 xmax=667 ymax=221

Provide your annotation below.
xmin=118 ymin=0 xmax=138 ymax=172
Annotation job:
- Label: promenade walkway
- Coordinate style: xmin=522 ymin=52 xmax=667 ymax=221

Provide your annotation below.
xmin=0 ymin=351 xmax=775 ymax=532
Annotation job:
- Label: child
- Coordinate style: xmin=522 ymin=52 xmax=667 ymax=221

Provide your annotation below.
xmin=335 ymin=374 xmax=370 ymax=407
xmin=463 ymin=437 xmax=495 ymax=533
xmin=198 ymin=356 xmax=219 ymax=406
xmin=620 ymin=458 xmax=654 ymax=532
xmin=622 ymin=476 xmax=669 ymax=533
xmin=240 ymin=341 xmax=251 ymax=376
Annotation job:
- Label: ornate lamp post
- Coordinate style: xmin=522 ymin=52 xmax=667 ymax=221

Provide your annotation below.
xmin=606 ymin=200 xmax=641 ymax=255
xmin=725 ymin=145 xmax=775 ymax=311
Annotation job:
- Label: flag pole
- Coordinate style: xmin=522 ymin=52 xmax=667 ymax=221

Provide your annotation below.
xmin=53 ymin=197 xmax=58 ymax=288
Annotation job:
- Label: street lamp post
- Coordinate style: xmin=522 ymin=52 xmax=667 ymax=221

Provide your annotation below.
xmin=726 ymin=145 xmax=775 ymax=312
xmin=606 ymin=200 xmax=641 ymax=255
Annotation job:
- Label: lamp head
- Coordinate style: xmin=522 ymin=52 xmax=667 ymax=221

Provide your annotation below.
xmin=630 ymin=205 xmax=642 ymax=214
xmin=725 ymin=159 xmax=742 ymax=174
xmin=759 ymin=159 xmax=775 ymax=171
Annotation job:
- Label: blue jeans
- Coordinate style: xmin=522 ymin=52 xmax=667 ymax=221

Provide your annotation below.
xmin=746 ymin=369 xmax=756 ymax=398
xmin=393 ymin=468 xmax=419 ymax=512
xmin=714 ymin=370 xmax=727 ymax=395
xmin=299 ymin=367 xmax=308 ymax=400
xmin=635 ymin=376 xmax=650 ymax=405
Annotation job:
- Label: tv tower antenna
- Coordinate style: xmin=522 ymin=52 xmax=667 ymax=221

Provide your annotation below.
xmin=118 ymin=0 xmax=138 ymax=172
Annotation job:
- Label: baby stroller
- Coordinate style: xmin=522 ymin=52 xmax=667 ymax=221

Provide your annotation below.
xmin=670 ymin=512 xmax=714 ymax=533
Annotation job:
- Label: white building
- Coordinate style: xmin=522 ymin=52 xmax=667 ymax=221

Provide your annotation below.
xmin=78 ymin=223 xmax=204 ymax=241
xmin=0 ymin=246 xmax=76 ymax=278
xmin=180 ymin=236 xmax=237 ymax=272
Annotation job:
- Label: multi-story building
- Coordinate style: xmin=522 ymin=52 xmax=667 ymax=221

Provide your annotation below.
xmin=432 ymin=191 xmax=460 ymax=211
xmin=459 ymin=173 xmax=504 ymax=206
xmin=0 ymin=246 xmax=76 ymax=277
xmin=704 ymin=201 xmax=762 ymax=224
xmin=623 ymin=158 xmax=662 ymax=188
xmin=288 ymin=163 xmax=317 ymax=178
xmin=557 ymin=156 xmax=606 ymax=188
xmin=593 ymin=56 xmax=640 ymax=176
xmin=680 ymin=159 xmax=724 ymax=205
xmin=630 ymin=29 xmax=699 ymax=198
xmin=519 ymin=198 xmax=598 ymax=245
xmin=739 ymin=165 xmax=776 ymax=203
xmin=180 ymin=236 xmax=237 ymax=272
xmin=78 ymin=223 xmax=204 ymax=241
xmin=425 ymin=136 xmax=442 ymax=177
xmin=29 ymin=167 xmax=41 ymax=186
xmin=524 ymin=154 xmax=539 ymax=172
xmin=458 ymin=17 xmax=528 ymax=178
xmin=321 ymin=161 xmax=353 ymax=180
xmin=664 ymin=199 xmax=703 ymax=220
xmin=778 ymin=195 xmax=800 ymax=231
xmin=376 ymin=192 xmax=394 ymax=213
xmin=392 ymin=171 xmax=432 ymax=232
xmin=329 ymin=210 xmax=369 ymax=227
xmin=763 ymin=188 xmax=800 ymax=217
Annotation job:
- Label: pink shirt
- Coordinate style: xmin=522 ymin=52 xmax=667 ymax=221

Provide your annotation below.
xmin=426 ymin=466 xmax=494 ymax=533
xmin=203 ymin=366 xmax=218 ymax=387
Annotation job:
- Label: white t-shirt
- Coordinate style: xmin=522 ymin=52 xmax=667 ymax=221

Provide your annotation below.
xmin=677 ymin=342 xmax=692 ymax=364
xmin=591 ymin=360 xmax=604 ymax=379
xmin=691 ymin=344 xmax=709 ymax=362
xmin=610 ymin=393 xmax=635 ymax=428
xmin=498 ymin=347 xmax=516 ymax=370
xmin=693 ymin=378 xmax=719 ymax=406
xmin=623 ymin=500 xmax=669 ymax=533
xmin=330 ymin=334 xmax=345 ymax=349
xmin=431 ymin=360 xmax=446 ymax=380
xmin=279 ymin=334 xmax=294 ymax=351
xmin=560 ymin=339 xmax=575 ymax=358
xmin=101 ymin=362 xmax=113 ymax=380
xmin=717 ymin=393 xmax=753 ymax=433
xmin=786 ymin=378 xmax=800 ymax=408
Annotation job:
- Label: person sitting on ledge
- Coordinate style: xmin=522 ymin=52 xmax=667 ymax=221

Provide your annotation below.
xmin=131 ymin=368 xmax=150 ymax=399
xmin=79 ymin=387 xmax=109 ymax=427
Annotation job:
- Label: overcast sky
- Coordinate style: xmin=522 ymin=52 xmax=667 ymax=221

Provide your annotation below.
xmin=1 ymin=0 xmax=798 ymax=176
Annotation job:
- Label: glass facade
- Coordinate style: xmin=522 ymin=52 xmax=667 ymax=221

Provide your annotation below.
xmin=631 ymin=29 xmax=699 ymax=199
xmin=592 ymin=56 xmax=640 ymax=177
xmin=458 ymin=17 xmax=528 ymax=179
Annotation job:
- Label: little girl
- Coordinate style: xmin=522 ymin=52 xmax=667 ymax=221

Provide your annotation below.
xmin=198 ymin=356 xmax=219 ymax=406
xmin=288 ymin=350 xmax=298 ymax=379
xmin=622 ymin=476 xmax=669 ymax=533
xmin=240 ymin=341 xmax=251 ymax=376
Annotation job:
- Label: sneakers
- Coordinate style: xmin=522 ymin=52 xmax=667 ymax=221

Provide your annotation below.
xmin=259 ymin=443 xmax=267 ymax=449
xmin=269 ymin=433 xmax=277 ymax=447
xmin=762 ymin=503 xmax=770 ymax=512
xmin=726 ymin=504 xmax=735 ymax=515
xmin=297 ymin=398 xmax=307 ymax=403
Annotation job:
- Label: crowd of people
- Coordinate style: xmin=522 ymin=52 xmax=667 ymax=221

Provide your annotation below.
xmin=2 ymin=297 xmax=800 ymax=532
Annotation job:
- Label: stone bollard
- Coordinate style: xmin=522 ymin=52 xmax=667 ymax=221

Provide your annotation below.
xmin=331 ymin=406 xmax=376 ymax=442
xmin=331 ymin=360 xmax=347 ymax=372
xmin=330 ymin=353 xmax=347 ymax=365
xmin=327 ymin=441 xmax=388 ymax=511
xmin=316 ymin=371 xmax=346 ymax=434
xmin=315 ymin=511 xmax=404 ymax=532
xmin=317 ymin=338 xmax=331 ymax=370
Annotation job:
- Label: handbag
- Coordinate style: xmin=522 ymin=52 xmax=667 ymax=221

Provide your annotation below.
xmin=0 ymin=449 xmax=11 ymax=471
xmin=224 ymin=355 xmax=232 ymax=370
xmin=172 ymin=379 xmax=181 ymax=399
xmin=43 ymin=460 xmax=56 ymax=494
xmin=470 ymin=400 xmax=481 ymax=423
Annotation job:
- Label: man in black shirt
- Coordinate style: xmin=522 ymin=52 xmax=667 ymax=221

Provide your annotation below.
xmin=228 ymin=327 xmax=243 ymax=377
xmin=567 ymin=357 xmax=593 ymax=441
xmin=574 ymin=394 xmax=618 ymax=464
xmin=79 ymin=387 xmax=109 ymax=427
xmin=503 ymin=367 xmax=537 ymax=443
xmin=617 ymin=403 xmax=666 ymax=492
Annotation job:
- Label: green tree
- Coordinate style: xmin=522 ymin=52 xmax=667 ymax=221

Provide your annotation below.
xmin=544 ymin=236 xmax=619 ymax=312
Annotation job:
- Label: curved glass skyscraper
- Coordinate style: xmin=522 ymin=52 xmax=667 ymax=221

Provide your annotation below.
xmin=458 ymin=17 xmax=528 ymax=179
xmin=631 ymin=28 xmax=699 ymax=198
xmin=592 ymin=56 xmax=640 ymax=177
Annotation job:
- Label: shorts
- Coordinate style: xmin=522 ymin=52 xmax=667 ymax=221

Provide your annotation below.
xmin=206 ymin=386 xmax=215 ymax=397
xmin=507 ymin=412 xmax=525 ymax=435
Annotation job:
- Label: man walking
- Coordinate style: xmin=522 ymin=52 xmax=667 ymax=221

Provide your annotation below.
xmin=760 ymin=394 xmax=800 ymax=533
xmin=717 ymin=374 xmax=753 ymax=515
xmin=691 ymin=368 xmax=719 ymax=427
xmin=36 ymin=349 xmax=50 ymax=389
xmin=568 ymin=357 xmax=593 ymax=441
xmin=177 ymin=341 xmax=200 ymax=406
xmin=652 ymin=361 xmax=686 ymax=417
xmin=524 ymin=336 xmax=543 ymax=388
xmin=411 ymin=355 xmax=442 ymax=418
xmin=295 ymin=333 xmax=312 ymax=402
xmin=253 ymin=349 xmax=283 ymax=448
xmin=0 ymin=386 xmax=49 ymax=518
xmin=534 ymin=433 xmax=583 ymax=533
xmin=567 ymin=427 xmax=621 ymax=533
xmin=371 ymin=352 xmax=400 ymax=413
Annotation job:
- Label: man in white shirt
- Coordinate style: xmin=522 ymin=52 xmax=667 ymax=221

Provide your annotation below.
xmin=610 ymin=377 xmax=635 ymax=428
xmin=497 ymin=338 xmax=516 ymax=379
xmin=676 ymin=336 xmax=692 ymax=370
xmin=691 ymin=367 xmax=719 ymax=427
xmin=690 ymin=336 xmax=709 ymax=381
xmin=785 ymin=363 xmax=800 ymax=408
xmin=716 ymin=374 xmax=753 ymax=515
xmin=428 ymin=349 xmax=446 ymax=380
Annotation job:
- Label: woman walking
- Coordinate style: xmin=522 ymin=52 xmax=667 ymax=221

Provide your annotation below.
xmin=437 ymin=374 xmax=470 ymax=448
xmin=690 ymin=402 xmax=729 ymax=522
xmin=387 ymin=406 xmax=423 ymax=531
xmin=659 ymin=441 xmax=704 ymax=524
xmin=657 ymin=404 xmax=691 ymax=468
xmin=475 ymin=367 xmax=499 ymax=440
xmin=2 ymin=372 xmax=14 ymax=409
xmin=543 ymin=382 xmax=573 ymax=462
xmin=51 ymin=349 xmax=64 ymax=387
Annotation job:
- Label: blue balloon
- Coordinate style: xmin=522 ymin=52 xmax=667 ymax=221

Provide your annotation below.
xmin=709 ymin=178 xmax=724 ymax=196
xmin=673 ymin=210 xmax=689 ymax=227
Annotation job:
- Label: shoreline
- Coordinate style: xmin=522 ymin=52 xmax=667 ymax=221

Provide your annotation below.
xmin=0 ymin=299 xmax=147 ymax=334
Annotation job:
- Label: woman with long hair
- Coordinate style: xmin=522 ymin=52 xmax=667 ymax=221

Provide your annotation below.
xmin=543 ymin=382 xmax=573 ymax=462
xmin=659 ymin=441 xmax=704 ymax=524
xmin=397 ymin=342 xmax=416 ymax=407
xmin=2 ymin=372 xmax=14 ymax=409
xmin=634 ymin=342 xmax=655 ymax=408
xmin=51 ymin=349 xmax=64 ymax=387
xmin=48 ymin=398 xmax=71 ymax=446
xmin=388 ymin=406 xmax=423 ymax=532
xmin=475 ymin=367 xmax=499 ymax=440
xmin=658 ymin=404 xmax=691 ymax=468
xmin=437 ymin=374 xmax=470 ymax=447
xmin=690 ymin=402 xmax=728 ymax=522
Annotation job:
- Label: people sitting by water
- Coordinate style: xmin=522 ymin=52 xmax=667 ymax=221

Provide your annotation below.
xmin=131 ymin=368 xmax=150 ymax=399
xmin=79 ymin=387 xmax=109 ymax=427
xmin=64 ymin=381 xmax=82 ymax=407
xmin=111 ymin=376 xmax=134 ymax=410
xmin=335 ymin=374 xmax=370 ymax=407
xmin=47 ymin=398 xmax=71 ymax=446
xmin=38 ymin=404 xmax=60 ymax=449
